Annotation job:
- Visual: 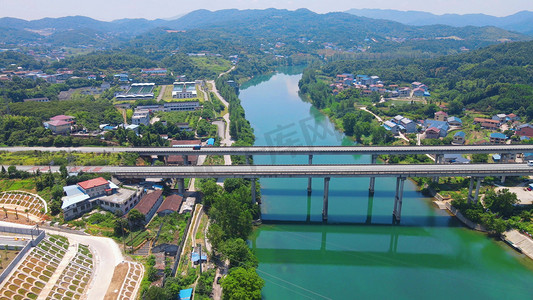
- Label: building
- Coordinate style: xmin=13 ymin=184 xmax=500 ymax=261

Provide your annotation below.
xmin=132 ymin=190 xmax=164 ymax=223
xmin=398 ymin=87 xmax=410 ymax=97
xmin=383 ymin=120 xmax=400 ymax=135
xmin=453 ymin=131 xmax=466 ymax=145
xmin=516 ymin=124 xmax=533 ymax=138
xmin=163 ymin=101 xmax=200 ymax=112
xmin=23 ymin=97 xmax=50 ymax=103
xmin=447 ymin=116 xmax=463 ymax=127
xmin=443 ymin=154 xmax=470 ymax=164
xmin=156 ymin=194 xmax=183 ymax=216
xmin=424 ymin=120 xmax=449 ymax=137
xmin=473 ymin=118 xmax=500 ymax=130
xmin=132 ymin=109 xmax=150 ymax=126
xmin=507 ymin=113 xmax=520 ymax=122
xmin=46 ymin=120 xmax=71 ymax=134
xmin=391 ymin=115 xmax=416 ymax=133
xmin=168 ymin=140 xmax=201 ymax=165
xmin=62 ymin=177 xmax=144 ymax=220
xmin=425 ymin=127 xmax=441 ymax=139
xmin=141 ymin=68 xmax=167 ymax=75
xmin=490 ymin=132 xmax=508 ymax=144
xmin=412 ymin=88 xmax=425 ymax=97
xmin=172 ymin=82 xmax=197 ymax=99
xmin=434 ymin=111 xmax=448 ymax=122
xmin=492 ymin=114 xmax=508 ymax=123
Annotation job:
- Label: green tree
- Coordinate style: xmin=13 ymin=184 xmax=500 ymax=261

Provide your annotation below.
xmin=220 ymin=238 xmax=258 ymax=269
xmin=484 ymin=189 xmax=518 ymax=218
xmin=222 ymin=267 xmax=264 ymax=300
xmin=127 ymin=209 xmax=145 ymax=228
xmin=471 ymin=153 xmax=488 ymax=163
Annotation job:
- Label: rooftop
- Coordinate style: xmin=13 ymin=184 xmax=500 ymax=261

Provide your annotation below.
xmin=157 ymin=194 xmax=183 ymax=213
xmin=133 ymin=190 xmax=163 ymax=215
xmin=78 ymin=177 xmax=109 ymax=190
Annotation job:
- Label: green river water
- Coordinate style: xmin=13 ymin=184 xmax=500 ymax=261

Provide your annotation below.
xmin=238 ymin=69 xmax=533 ymax=299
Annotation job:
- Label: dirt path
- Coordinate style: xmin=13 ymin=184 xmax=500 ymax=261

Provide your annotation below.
xmin=156 ymin=85 xmax=166 ymax=102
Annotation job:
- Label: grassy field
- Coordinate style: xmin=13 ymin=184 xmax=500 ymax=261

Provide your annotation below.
xmin=0 ymin=151 xmax=137 ymax=166
xmin=190 ymin=57 xmax=232 ymax=75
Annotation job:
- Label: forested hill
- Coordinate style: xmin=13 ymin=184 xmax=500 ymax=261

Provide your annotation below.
xmin=317 ymin=40 xmax=533 ymax=116
xmin=0 ymin=9 xmax=529 ymax=53
xmin=346 ymin=9 xmax=533 ymax=35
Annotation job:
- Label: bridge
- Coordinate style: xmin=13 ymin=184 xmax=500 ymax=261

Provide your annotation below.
xmin=3 ymin=144 xmax=533 ymax=156
xmin=10 ymin=163 xmax=533 ymax=222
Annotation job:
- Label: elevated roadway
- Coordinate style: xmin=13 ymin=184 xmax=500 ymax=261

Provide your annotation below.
xmin=9 ymin=163 xmax=533 ymax=179
xmin=3 ymin=144 xmax=533 ymax=156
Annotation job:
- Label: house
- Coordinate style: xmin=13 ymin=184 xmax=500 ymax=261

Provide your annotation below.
xmin=412 ymin=88 xmax=425 ymax=97
xmin=398 ymin=87 xmax=410 ymax=97
xmin=492 ymin=114 xmax=508 ymax=123
xmin=132 ymin=109 xmax=150 ymax=126
xmin=411 ymin=81 xmax=423 ymax=89
xmin=168 ymin=140 xmax=201 ymax=165
xmin=507 ymin=113 xmax=520 ymax=122
xmin=23 ymin=97 xmax=50 ymax=103
xmin=141 ymin=68 xmax=167 ymax=75
xmin=157 ymin=194 xmax=183 ymax=216
xmin=46 ymin=120 xmax=71 ymax=134
xmin=392 ymin=115 xmax=416 ymax=133
xmin=383 ymin=120 xmax=400 ymax=135
xmin=425 ymin=127 xmax=441 ymax=139
xmin=132 ymin=190 xmax=164 ymax=223
xmin=490 ymin=132 xmax=508 ymax=144
xmin=424 ymin=120 xmax=449 ymax=137
xmin=453 ymin=131 xmax=466 ymax=145
xmin=447 ymin=116 xmax=463 ymax=127
xmin=62 ymin=178 xmax=144 ymax=220
xmin=516 ymin=124 xmax=533 ymax=137
xmin=434 ymin=111 xmax=448 ymax=122
xmin=474 ymin=118 xmax=500 ymax=129
xmin=443 ymin=154 xmax=470 ymax=164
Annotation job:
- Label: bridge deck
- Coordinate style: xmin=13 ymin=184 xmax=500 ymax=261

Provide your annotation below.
xmin=9 ymin=163 xmax=533 ymax=179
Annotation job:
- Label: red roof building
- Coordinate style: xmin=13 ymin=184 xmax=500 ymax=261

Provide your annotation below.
xmin=157 ymin=194 xmax=183 ymax=216
xmin=434 ymin=111 xmax=448 ymax=121
xmin=77 ymin=177 xmax=110 ymax=197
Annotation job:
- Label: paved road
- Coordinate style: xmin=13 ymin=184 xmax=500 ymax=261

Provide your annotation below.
xmin=156 ymin=85 xmax=166 ymax=102
xmin=7 ymin=163 xmax=533 ymax=179
xmin=4 ymin=144 xmax=533 ymax=156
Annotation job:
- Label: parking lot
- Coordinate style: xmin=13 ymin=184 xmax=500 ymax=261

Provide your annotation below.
xmin=496 ymin=186 xmax=533 ymax=205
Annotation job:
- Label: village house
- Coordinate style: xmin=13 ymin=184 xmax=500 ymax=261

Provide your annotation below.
xmin=398 ymin=87 xmax=411 ymax=97
xmin=383 ymin=120 xmax=400 ymax=135
xmin=156 ymin=194 xmax=183 ymax=216
xmin=516 ymin=124 xmax=533 ymax=138
xmin=492 ymin=114 xmax=508 ymax=124
xmin=434 ymin=111 xmax=448 ymax=122
xmin=425 ymin=127 xmax=441 ymax=139
xmin=453 ymin=131 xmax=466 ymax=145
xmin=44 ymin=115 xmax=75 ymax=134
xmin=490 ymin=132 xmax=508 ymax=144
xmin=424 ymin=120 xmax=449 ymax=137
xmin=473 ymin=118 xmax=500 ymax=130
xmin=412 ymin=88 xmax=425 ymax=97
xmin=447 ymin=116 xmax=463 ymax=127
xmin=391 ymin=115 xmax=416 ymax=133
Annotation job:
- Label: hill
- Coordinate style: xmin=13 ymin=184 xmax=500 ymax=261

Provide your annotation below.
xmin=346 ymin=9 xmax=533 ymax=35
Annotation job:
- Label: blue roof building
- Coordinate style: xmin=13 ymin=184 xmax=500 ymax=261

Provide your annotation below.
xmin=448 ymin=116 xmax=463 ymax=126
xmin=424 ymin=120 xmax=449 ymax=137
xmin=206 ymin=138 xmax=215 ymax=146
xmin=454 ymin=131 xmax=465 ymax=138
xmin=490 ymin=132 xmax=508 ymax=144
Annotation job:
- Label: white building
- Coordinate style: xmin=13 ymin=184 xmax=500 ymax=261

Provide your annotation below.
xmin=172 ymin=82 xmax=197 ymax=99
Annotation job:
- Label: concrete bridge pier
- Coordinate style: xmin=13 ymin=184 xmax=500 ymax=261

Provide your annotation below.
xmin=177 ymin=178 xmax=185 ymax=194
xmin=467 ymin=177 xmax=483 ymax=204
xmin=182 ymin=155 xmax=189 ymax=165
xmin=393 ymin=177 xmax=406 ymax=223
xmin=322 ymin=177 xmax=330 ymax=222
xmin=251 ymin=178 xmax=256 ymax=205
xmin=246 ymin=155 xmax=252 ymax=165
xmin=307 ymin=155 xmax=313 ymax=194
xmin=369 ymin=154 xmax=378 ymax=194
xmin=433 ymin=154 xmax=443 ymax=183
xmin=500 ymin=153 xmax=509 ymax=183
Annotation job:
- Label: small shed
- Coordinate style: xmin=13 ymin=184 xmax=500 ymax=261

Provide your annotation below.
xmin=179 ymin=288 xmax=193 ymax=300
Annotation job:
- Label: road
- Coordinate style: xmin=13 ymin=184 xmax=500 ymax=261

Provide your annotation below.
xmin=5 ymin=144 xmax=533 ymax=156
xmin=207 ymin=79 xmax=233 ymax=166
xmin=156 ymin=85 xmax=166 ymax=102
xmin=7 ymin=163 xmax=533 ymax=179
xmin=0 ymin=221 xmax=124 ymax=300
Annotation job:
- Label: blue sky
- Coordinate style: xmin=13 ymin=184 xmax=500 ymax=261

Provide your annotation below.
xmin=1 ymin=0 xmax=532 ymax=21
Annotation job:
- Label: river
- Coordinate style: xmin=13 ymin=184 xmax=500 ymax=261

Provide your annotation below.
xmin=239 ymin=69 xmax=533 ymax=299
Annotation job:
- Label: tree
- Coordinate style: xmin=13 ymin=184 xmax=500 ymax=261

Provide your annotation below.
xmin=207 ymin=223 xmax=225 ymax=251
xmin=127 ymin=209 xmax=145 ymax=228
xmin=484 ymin=189 xmax=518 ymax=218
xmin=471 ymin=153 xmax=488 ymax=163
xmin=59 ymin=164 xmax=68 ymax=179
xmin=222 ymin=267 xmax=264 ymax=300
xmin=220 ymin=238 xmax=258 ymax=269
xmin=144 ymin=285 xmax=170 ymax=300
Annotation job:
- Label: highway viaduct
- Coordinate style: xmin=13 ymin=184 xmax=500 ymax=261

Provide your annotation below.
xmin=9 ymin=163 xmax=533 ymax=222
